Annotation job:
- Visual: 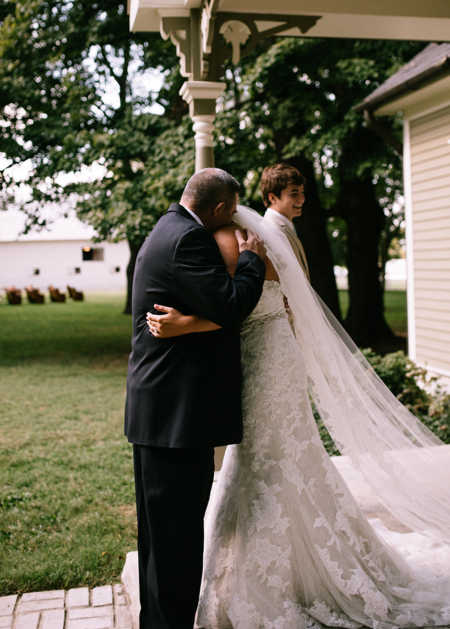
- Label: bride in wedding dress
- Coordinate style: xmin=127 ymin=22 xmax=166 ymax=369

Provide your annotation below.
xmin=147 ymin=196 xmax=450 ymax=627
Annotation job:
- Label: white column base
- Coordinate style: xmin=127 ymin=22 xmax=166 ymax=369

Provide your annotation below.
xmin=180 ymin=81 xmax=226 ymax=171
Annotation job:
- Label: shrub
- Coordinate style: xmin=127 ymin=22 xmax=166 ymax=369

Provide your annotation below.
xmin=315 ymin=350 xmax=450 ymax=455
xmin=419 ymin=387 xmax=450 ymax=443
xmin=362 ymin=349 xmax=450 ymax=444
xmin=361 ymin=349 xmax=430 ymax=415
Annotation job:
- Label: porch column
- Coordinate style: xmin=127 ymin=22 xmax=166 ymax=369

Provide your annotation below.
xmin=180 ymin=81 xmax=226 ymax=172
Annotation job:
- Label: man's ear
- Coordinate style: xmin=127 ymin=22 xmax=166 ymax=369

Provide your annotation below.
xmin=212 ymin=201 xmax=225 ymax=216
xmin=267 ymin=192 xmax=278 ymax=206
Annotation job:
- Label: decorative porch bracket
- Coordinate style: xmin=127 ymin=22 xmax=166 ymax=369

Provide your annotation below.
xmin=161 ymin=5 xmax=321 ymax=169
xmin=206 ymin=12 xmax=321 ymax=81
xmin=161 ymin=9 xmax=321 ymax=81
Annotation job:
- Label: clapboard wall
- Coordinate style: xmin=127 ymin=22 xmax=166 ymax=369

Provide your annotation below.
xmin=405 ymin=104 xmax=450 ymax=378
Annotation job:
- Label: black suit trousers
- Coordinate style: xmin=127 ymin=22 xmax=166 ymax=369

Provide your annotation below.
xmin=133 ymin=445 xmax=215 ymax=629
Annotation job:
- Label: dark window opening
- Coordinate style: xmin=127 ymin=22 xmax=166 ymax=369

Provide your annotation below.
xmin=74 ymin=267 xmax=81 ymax=274
xmin=33 ymin=268 xmax=40 ymax=275
xmin=82 ymin=246 xmax=104 ymax=261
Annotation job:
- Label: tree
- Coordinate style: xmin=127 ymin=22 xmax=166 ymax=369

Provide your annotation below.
xmin=1 ymin=6 xmax=424 ymax=343
xmin=212 ymin=37 xmax=423 ymax=347
xmin=211 ymin=59 xmax=341 ymax=319
xmin=0 ymin=0 xmax=191 ymax=312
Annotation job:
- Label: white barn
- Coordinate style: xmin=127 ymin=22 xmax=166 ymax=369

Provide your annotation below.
xmin=0 ymin=212 xmax=129 ymax=296
xmin=358 ymin=43 xmax=450 ymax=383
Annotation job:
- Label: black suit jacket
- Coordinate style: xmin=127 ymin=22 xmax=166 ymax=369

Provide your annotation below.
xmin=124 ymin=203 xmax=265 ymax=448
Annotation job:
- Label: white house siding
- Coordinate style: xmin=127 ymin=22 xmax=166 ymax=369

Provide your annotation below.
xmin=0 ymin=239 xmax=129 ymax=294
xmin=408 ymin=104 xmax=450 ymax=377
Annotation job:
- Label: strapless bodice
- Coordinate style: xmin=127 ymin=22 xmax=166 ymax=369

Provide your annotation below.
xmin=244 ymin=280 xmax=286 ymax=327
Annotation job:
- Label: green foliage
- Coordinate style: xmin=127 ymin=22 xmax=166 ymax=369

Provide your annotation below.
xmin=1 ymin=5 xmax=426 ymax=251
xmin=315 ymin=414 xmax=341 ymax=457
xmin=214 ymin=39 xmax=423 ymax=293
xmin=317 ymin=349 xmax=450 ymax=456
xmin=0 ymin=6 xmax=432 ymax=327
xmin=0 ymin=0 xmax=187 ymax=247
xmin=427 ymin=393 xmax=450 ymax=443
xmin=328 ymin=217 xmax=347 ymax=267
xmin=362 ymin=349 xmax=430 ymax=414
xmin=362 ymin=349 xmax=450 ymax=443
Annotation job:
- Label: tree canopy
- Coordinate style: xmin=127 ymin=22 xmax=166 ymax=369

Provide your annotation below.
xmin=211 ymin=37 xmax=422 ymax=345
xmin=0 ymin=0 xmax=195 ymax=310
xmin=0 ymin=1 xmax=425 ymax=343
xmin=0 ymin=0 xmax=187 ymax=236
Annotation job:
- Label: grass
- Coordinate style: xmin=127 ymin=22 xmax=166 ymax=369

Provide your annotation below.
xmin=339 ymin=289 xmax=407 ymax=336
xmin=0 ymin=290 xmax=407 ymax=595
xmin=0 ymin=295 xmax=135 ymax=595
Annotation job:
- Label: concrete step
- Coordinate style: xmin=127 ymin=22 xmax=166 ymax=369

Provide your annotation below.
xmin=0 ymin=585 xmax=132 ymax=629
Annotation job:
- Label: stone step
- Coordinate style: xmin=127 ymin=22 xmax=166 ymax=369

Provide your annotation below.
xmin=0 ymin=585 xmax=133 ymax=629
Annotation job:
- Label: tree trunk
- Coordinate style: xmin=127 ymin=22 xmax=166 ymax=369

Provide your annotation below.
xmin=290 ymin=157 xmax=342 ymax=320
xmin=123 ymin=238 xmax=144 ymax=315
xmin=340 ymin=179 xmax=395 ymax=348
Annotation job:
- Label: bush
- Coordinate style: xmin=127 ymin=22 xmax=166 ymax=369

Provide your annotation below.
xmin=362 ymin=349 xmax=450 ymax=444
xmin=361 ymin=349 xmax=430 ymax=415
xmin=315 ymin=350 xmax=450 ymax=455
xmin=426 ymin=393 xmax=450 ymax=443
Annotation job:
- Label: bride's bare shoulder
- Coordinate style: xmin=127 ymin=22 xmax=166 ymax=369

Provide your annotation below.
xmin=213 ymin=223 xmax=245 ymax=247
xmin=213 ymin=223 xmax=245 ymax=276
xmin=214 ymin=223 xmax=278 ymax=280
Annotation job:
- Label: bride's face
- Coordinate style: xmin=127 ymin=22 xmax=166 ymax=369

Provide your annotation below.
xmin=269 ymin=185 xmax=305 ymax=221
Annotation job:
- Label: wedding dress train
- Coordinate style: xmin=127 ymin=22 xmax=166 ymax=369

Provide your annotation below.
xmin=197 ymin=280 xmax=450 ymax=629
xmin=196 ymin=206 xmax=450 ymax=629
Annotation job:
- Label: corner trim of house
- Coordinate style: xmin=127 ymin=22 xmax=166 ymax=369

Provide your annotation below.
xmin=403 ymin=118 xmax=416 ymax=361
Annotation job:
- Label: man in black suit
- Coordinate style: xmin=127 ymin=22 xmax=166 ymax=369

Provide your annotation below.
xmin=125 ymin=168 xmax=266 ymax=629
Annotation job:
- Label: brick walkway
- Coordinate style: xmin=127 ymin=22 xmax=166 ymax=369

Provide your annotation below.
xmin=0 ymin=584 xmax=133 ymax=629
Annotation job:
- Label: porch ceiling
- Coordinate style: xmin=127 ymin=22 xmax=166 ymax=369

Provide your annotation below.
xmin=129 ymin=0 xmax=450 ymax=41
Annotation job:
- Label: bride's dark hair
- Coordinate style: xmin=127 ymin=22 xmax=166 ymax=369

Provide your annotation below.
xmin=260 ymin=163 xmax=305 ymax=207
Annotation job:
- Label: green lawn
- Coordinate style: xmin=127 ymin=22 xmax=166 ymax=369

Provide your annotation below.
xmin=0 ymin=295 xmax=135 ymax=595
xmin=0 ymin=290 xmax=407 ymax=595
xmin=339 ymin=289 xmax=407 ymax=336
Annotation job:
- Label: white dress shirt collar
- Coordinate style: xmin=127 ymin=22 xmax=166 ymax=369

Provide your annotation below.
xmin=265 ymin=207 xmax=294 ymax=230
xmin=182 ymin=204 xmax=204 ymax=226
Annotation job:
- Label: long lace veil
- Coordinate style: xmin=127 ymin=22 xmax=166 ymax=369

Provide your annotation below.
xmin=235 ymin=204 xmax=450 ymax=543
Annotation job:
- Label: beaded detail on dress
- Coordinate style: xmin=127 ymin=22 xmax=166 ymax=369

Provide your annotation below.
xmin=241 ymin=280 xmax=286 ymax=334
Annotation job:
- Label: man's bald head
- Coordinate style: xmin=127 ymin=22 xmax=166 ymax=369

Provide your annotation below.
xmin=180 ymin=168 xmax=240 ymax=217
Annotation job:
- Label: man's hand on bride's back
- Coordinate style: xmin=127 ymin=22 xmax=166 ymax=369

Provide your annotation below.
xmin=235 ymin=229 xmax=266 ymax=260
xmin=147 ymin=305 xmax=221 ymax=338
xmin=147 ymin=305 xmax=194 ymax=338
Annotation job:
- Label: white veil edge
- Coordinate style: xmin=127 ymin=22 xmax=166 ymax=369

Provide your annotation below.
xmin=235 ymin=205 xmax=450 ymax=543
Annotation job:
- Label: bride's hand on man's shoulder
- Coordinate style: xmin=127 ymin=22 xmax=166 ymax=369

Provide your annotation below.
xmin=235 ymin=229 xmax=266 ymax=260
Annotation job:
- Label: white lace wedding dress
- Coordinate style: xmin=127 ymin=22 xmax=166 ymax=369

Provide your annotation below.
xmin=196 ymin=279 xmax=450 ymax=629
